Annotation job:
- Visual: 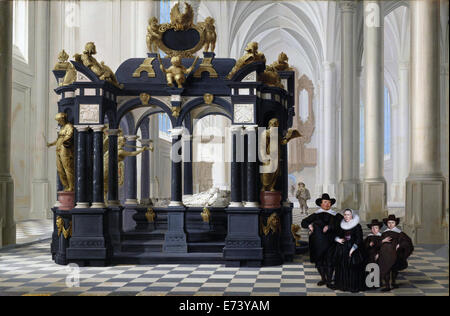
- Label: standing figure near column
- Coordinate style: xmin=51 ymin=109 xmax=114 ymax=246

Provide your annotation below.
xmin=104 ymin=134 xmax=150 ymax=201
xmin=378 ymin=215 xmax=414 ymax=292
xmin=364 ymin=219 xmax=384 ymax=290
xmin=296 ymin=182 xmax=310 ymax=215
xmin=301 ymin=193 xmax=342 ymax=288
xmin=329 ymin=209 xmax=365 ymax=292
xmin=47 ymin=113 xmax=75 ymax=192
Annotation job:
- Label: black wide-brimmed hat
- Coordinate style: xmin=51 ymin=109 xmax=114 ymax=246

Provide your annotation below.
xmin=315 ymin=193 xmax=336 ymax=207
xmin=383 ymin=214 xmax=400 ymax=226
xmin=367 ymin=219 xmax=384 ymax=229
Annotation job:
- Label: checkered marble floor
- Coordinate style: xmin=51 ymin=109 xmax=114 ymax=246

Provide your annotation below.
xmin=15 ymin=219 xmax=53 ymax=245
xmin=0 ymin=239 xmax=448 ymax=296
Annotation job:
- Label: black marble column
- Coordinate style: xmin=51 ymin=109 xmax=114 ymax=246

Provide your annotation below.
xmin=230 ymin=126 xmax=243 ymax=206
xmin=139 ymin=138 xmax=152 ymax=205
xmin=107 ymin=129 xmax=119 ymax=205
xmin=125 ymin=135 xmax=138 ymax=205
xmin=183 ymin=135 xmax=193 ymax=196
xmin=246 ymin=125 xmax=259 ymax=206
xmin=170 ymin=129 xmax=183 ymax=206
xmin=91 ymin=125 xmax=105 ymax=208
xmin=281 ymin=143 xmax=289 ymax=202
xmin=75 ymin=125 xmax=89 ymax=208
xmin=241 ymin=133 xmax=248 ymax=203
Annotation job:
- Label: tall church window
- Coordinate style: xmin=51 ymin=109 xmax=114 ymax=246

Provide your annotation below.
xmin=12 ymin=0 xmax=29 ymax=63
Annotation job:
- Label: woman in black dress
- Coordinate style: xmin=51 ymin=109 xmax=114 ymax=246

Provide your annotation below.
xmin=330 ymin=208 xmax=366 ymax=292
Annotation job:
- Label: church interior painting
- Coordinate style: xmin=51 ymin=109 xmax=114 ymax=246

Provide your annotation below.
xmin=0 ymin=0 xmax=448 ymax=297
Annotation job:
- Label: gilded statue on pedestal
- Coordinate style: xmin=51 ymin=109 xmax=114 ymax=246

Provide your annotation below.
xmin=146 ymin=17 xmax=161 ymax=53
xmin=103 ymin=134 xmax=152 ymax=201
xmin=54 ymin=49 xmax=71 ymax=71
xmin=270 ymin=52 xmax=294 ymax=71
xmin=259 ymin=65 xmax=284 ymax=89
xmin=227 ymin=42 xmax=266 ymax=79
xmin=47 ymin=113 xmax=75 ymax=192
xmin=158 ymin=55 xmax=199 ymax=88
xmin=201 ymin=17 xmax=216 ymax=52
xmin=74 ymin=42 xmax=122 ymax=88
xmin=260 ymin=118 xmax=301 ymax=191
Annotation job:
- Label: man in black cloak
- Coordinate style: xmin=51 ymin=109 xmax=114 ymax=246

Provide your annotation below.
xmin=301 ymin=193 xmax=343 ymax=288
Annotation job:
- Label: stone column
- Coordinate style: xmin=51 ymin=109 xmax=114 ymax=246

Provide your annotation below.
xmin=361 ymin=0 xmax=387 ymax=221
xmin=183 ymin=134 xmax=193 ymax=196
xmin=391 ymin=61 xmax=410 ymax=203
xmin=139 ymin=138 xmax=152 ymax=205
xmin=149 ymin=115 xmax=159 ymax=200
xmin=245 ymin=125 xmax=259 ymax=207
xmin=107 ymin=129 xmax=120 ymax=206
xmin=230 ymin=126 xmax=243 ymax=207
xmin=31 ymin=0 xmax=50 ymax=219
xmin=0 ymin=1 xmax=16 ymax=246
xmin=169 ymin=128 xmax=184 ymax=207
xmin=322 ymin=61 xmax=337 ymax=197
xmin=339 ymin=0 xmax=359 ymax=209
xmin=91 ymin=125 xmax=105 ymax=208
xmin=405 ymin=0 xmax=446 ymax=244
xmin=124 ymin=135 xmax=138 ymax=205
xmin=74 ymin=125 xmax=90 ymax=208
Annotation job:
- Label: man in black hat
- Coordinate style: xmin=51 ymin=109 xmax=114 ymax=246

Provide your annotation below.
xmin=301 ymin=193 xmax=343 ymax=288
xmin=378 ymin=215 xmax=414 ymax=291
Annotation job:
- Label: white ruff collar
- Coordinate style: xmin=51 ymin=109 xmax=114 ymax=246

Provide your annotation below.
xmin=384 ymin=227 xmax=402 ymax=233
xmin=340 ymin=214 xmax=360 ymax=230
xmin=368 ymin=232 xmax=382 ymax=237
xmin=315 ymin=208 xmax=337 ymax=216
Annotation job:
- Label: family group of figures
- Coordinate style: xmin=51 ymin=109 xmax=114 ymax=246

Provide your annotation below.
xmin=301 ymin=194 xmax=414 ymax=293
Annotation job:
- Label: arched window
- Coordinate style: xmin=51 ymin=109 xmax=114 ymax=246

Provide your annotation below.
xmin=159 ymin=0 xmax=171 ymax=57
xmin=12 ymin=0 xmax=28 ymax=63
xmin=158 ymin=113 xmax=171 ymax=140
xmin=384 ymin=86 xmax=391 ymax=160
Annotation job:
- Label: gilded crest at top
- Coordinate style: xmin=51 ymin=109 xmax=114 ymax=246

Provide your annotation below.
xmin=170 ymin=2 xmax=194 ymax=31
xmin=145 ymin=2 xmax=217 ymax=58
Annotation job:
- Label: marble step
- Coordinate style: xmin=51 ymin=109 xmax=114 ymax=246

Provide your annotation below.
xmin=112 ymin=251 xmax=225 ymax=264
xmin=121 ymin=230 xmax=166 ymax=241
xmin=188 ymin=242 xmax=225 ymax=253
xmin=121 ymin=240 xmax=164 ymax=252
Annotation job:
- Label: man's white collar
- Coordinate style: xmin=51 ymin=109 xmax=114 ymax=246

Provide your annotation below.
xmin=368 ymin=232 xmax=382 ymax=237
xmin=384 ymin=226 xmax=402 ymax=233
xmin=340 ymin=214 xmax=360 ymax=230
xmin=315 ymin=208 xmax=337 ymax=216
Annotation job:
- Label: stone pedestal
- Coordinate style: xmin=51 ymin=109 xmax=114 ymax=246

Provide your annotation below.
xmin=163 ymin=206 xmax=187 ymax=252
xmin=405 ymin=176 xmax=447 ymax=244
xmin=57 ymin=191 xmax=75 ymax=211
xmin=67 ymin=208 xmax=111 ymax=266
xmin=280 ymin=204 xmax=295 ymax=262
xmin=223 ymin=207 xmax=262 ymax=267
xmin=53 ymin=209 xmax=72 ymax=265
xmin=361 ymin=180 xmax=387 ymax=221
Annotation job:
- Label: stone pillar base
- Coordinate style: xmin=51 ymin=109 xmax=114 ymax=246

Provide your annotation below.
xmin=30 ymin=180 xmax=49 ymax=218
xmin=0 ymin=176 xmax=16 ymax=246
xmin=361 ymin=179 xmax=387 ymax=222
xmin=125 ymin=199 xmax=138 ymax=205
xmin=339 ymin=180 xmax=360 ymax=210
xmin=405 ymin=175 xmax=447 ymax=244
xmin=390 ymin=182 xmax=406 ymax=203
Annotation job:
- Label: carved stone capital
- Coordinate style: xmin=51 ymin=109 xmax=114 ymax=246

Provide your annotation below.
xmin=74 ymin=125 xmax=90 ymax=132
xmin=107 ymin=129 xmax=120 ymax=136
xmin=125 ymin=135 xmax=139 ymax=142
xmin=90 ymin=125 xmax=105 ymax=132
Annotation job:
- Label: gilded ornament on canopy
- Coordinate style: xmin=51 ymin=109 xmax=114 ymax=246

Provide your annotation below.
xmin=145 ymin=2 xmax=217 ymax=58
xmin=227 ymin=42 xmax=266 ymax=79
